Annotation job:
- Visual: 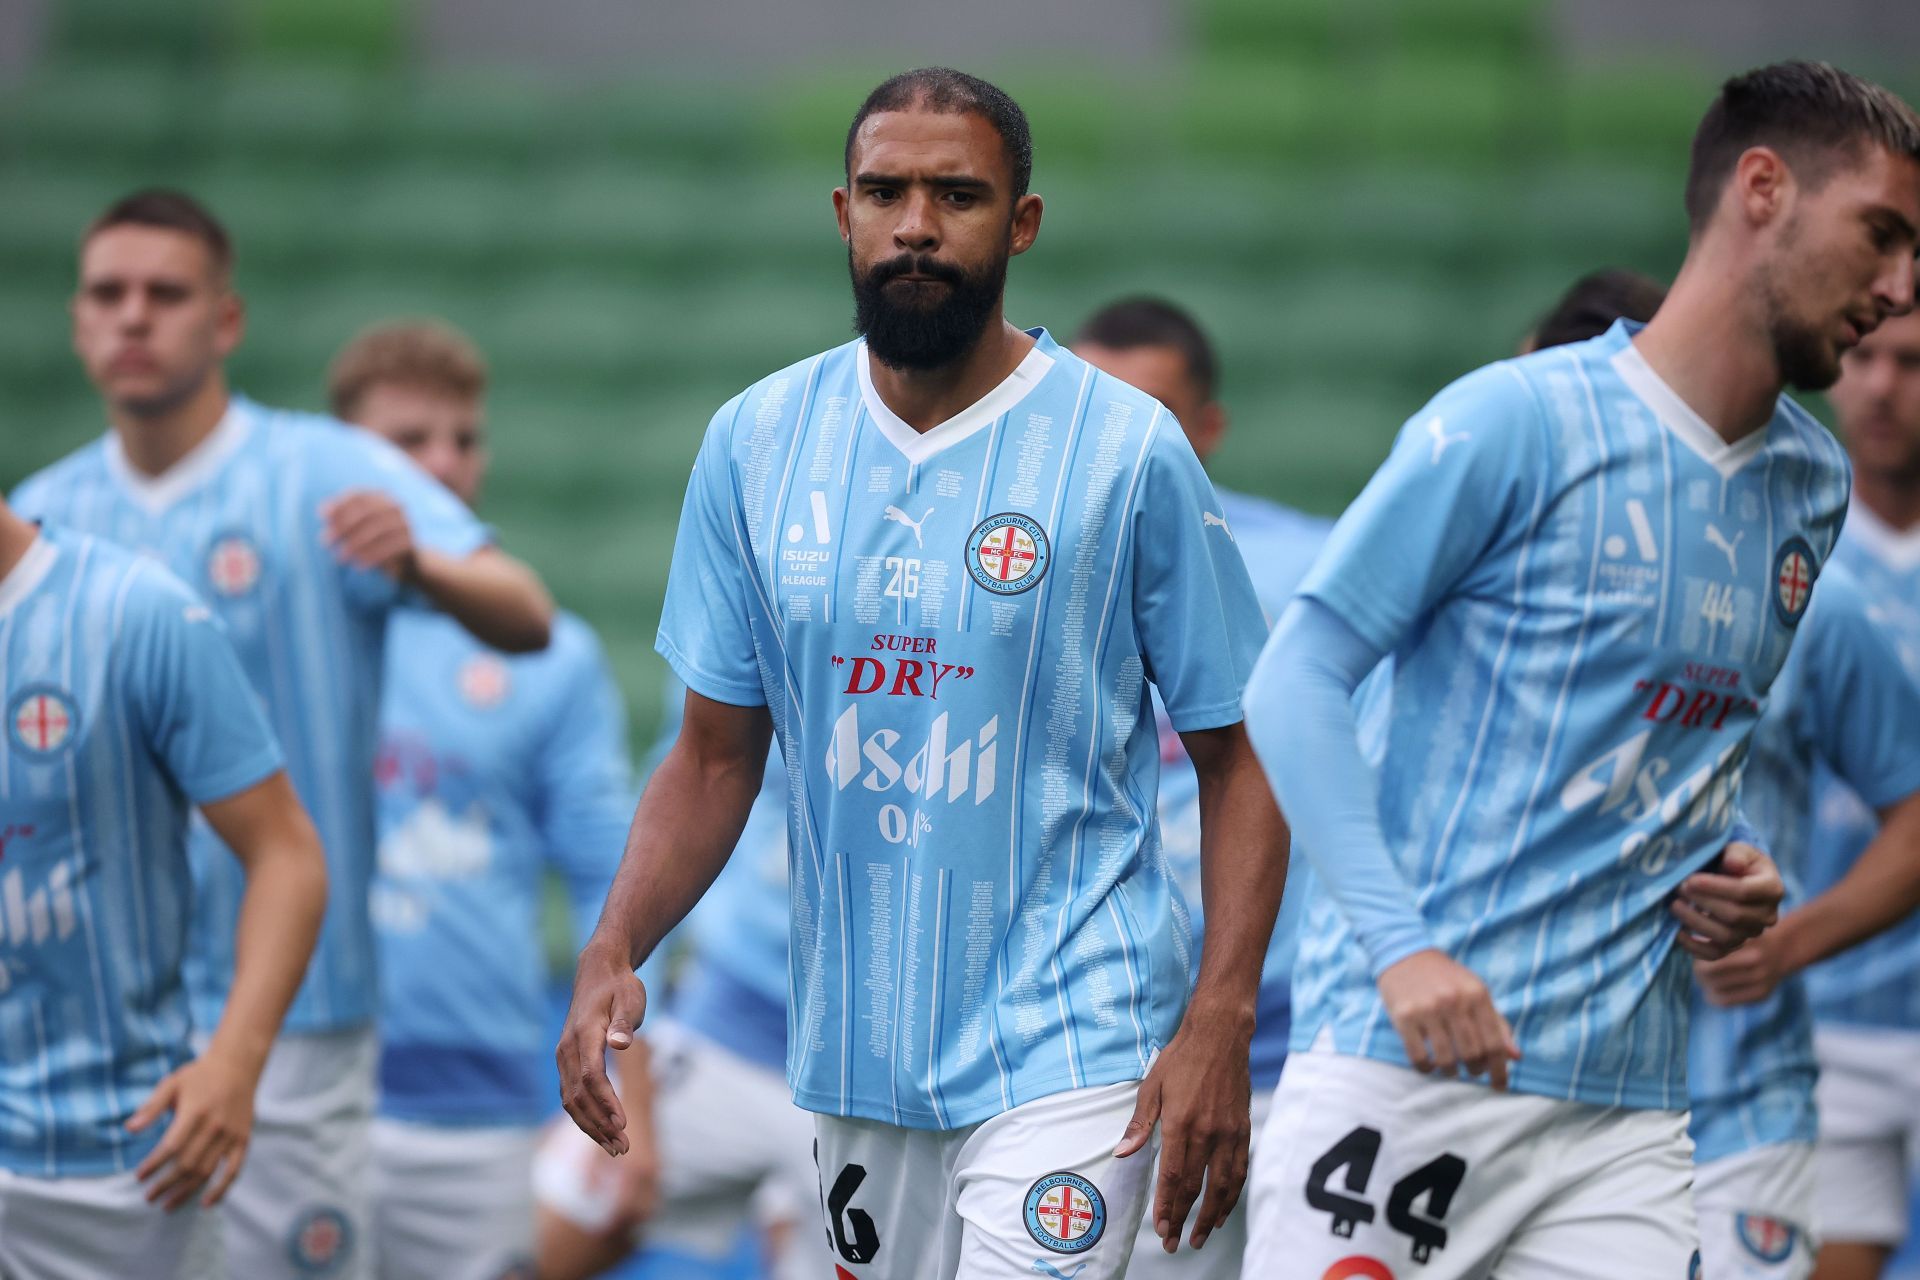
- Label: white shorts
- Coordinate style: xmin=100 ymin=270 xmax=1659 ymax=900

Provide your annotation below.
xmin=199 ymin=1026 xmax=376 ymax=1280
xmin=371 ymin=1119 xmax=537 ymax=1280
xmin=812 ymin=1077 xmax=1156 ymax=1280
xmin=1694 ymin=1142 xmax=1816 ymax=1280
xmin=1247 ymin=1049 xmax=1698 ymax=1280
xmin=1812 ymin=1025 xmax=1920 ymax=1248
xmin=0 ymin=1166 xmax=223 ymax=1279
xmin=534 ymin=1019 xmax=817 ymax=1270
xmin=1126 ymin=1086 xmax=1275 ymax=1280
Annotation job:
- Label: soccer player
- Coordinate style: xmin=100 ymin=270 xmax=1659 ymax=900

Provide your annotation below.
xmin=1798 ymin=306 xmax=1920 ymax=1280
xmin=0 ymin=494 xmax=326 ymax=1278
xmin=1242 ymin=61 xmax=1919 ymax=1276
xmin=326 ymin=320 xmax=638 ymax=1280
xmin=558 ymin=67 xmax=1288 ymax=1279
xmin=1071 ymin=297 xmax=1330 ymax=1280
xmin=533 ymin=678 xmax=815 ymax=1280
xmin=12 ymin=190 xmax=556 ymax=1280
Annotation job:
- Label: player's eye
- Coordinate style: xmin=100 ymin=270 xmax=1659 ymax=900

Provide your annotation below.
xmin=148 ymin=283 xmax=189 ymax=304
xmin=867 ymin=186 xmax=898 ymax=203
xmin=944 ymin=191 xmax=977 ymax=208
xmin=84 ymin=283 xmax=123 ymax=305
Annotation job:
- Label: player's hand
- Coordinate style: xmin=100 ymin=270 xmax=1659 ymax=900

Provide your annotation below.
xmin=1672 ymin=842 xmax=1783 ymax=960
xmin=321 ymin=491 xmax=419 ymax=585
xmin=127 ymin=1049 xmax=259 ymax=1211
xmin=557 ymin=941 xmax=647 ymax=1158
xmin=1693 ymin=926 xmax=1788 ymax=1006
xmin=1114 ymin=997 xmax=1252 ymax=1254
xmin=1376 ymin=949 xmax=1521 ymax=1090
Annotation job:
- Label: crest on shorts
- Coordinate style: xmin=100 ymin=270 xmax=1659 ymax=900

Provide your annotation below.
xmin=458 ymin=655 xmax=511 ymax=709
xmin=1024 ymin=1171 xmax=1106 ymax=1254
xmin=207 ymin=533 xmax=262 ymax=598
xmin=9 ymin=687 xmax=77 ymax=756
xmin=967 ymin=513 xmax=1050 ymax=596
xmin=1771 ymin=536 xmax=1816 ymax=627
xmin=1735 ymin=1212 xmax=1798 ymax=1263
xmin=287 ymin=1205 xmax=354 ymax=1274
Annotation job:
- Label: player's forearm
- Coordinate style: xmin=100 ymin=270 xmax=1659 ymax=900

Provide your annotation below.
xmin=1185 ymin=723 xmax=1290 ymax=1026
xmin=411 ymin=547 xmax=554 ymax=653
xmin=1772 ymin=792 xmax=1920 ymax=974
xmin=1244 ymin=600 xmax=1435 ymax=976
xmin=211 ymin=820 xmax=327 ymax=1074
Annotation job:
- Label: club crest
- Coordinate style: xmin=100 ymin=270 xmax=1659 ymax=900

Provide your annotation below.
xmin=966 ymin=513 xmax=1050 ymax=596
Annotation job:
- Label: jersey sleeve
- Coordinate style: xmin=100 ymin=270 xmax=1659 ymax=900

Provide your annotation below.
xmin=1131 ymin=418 xmax=1269 ymax=731
xmin=124 ymin=564 xmax=284 ymax=805
xmin=655 ymin=401 xmax=766 ymax=707
xmin=1801 ymin=566 xmax=1920 ymax=810
xmin=1300 ymin=363 xmax=1547 ymax=653
xmin=533 ymin=623 xmax=640 ymax=950
xmin=308 ymin=426 xmax=492 ymax=609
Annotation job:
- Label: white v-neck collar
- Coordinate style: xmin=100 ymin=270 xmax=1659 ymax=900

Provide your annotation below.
xmin=857 ymin=333 xmax=1056 ymax=467
xmin=1611 ymin=342 xmax=1770 ymax=480
xmin=0 ymin=534 xmax=58 ymax=619
xmin=1844 ymin=500 xmax=1920 ymax=572
xmin=104 ymin=397 xmax=254 ymax=515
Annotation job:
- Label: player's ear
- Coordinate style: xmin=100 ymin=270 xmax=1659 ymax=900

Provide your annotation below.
xmin=1733 ymin=146 xmax=1791 ymax=229
xmin=213 ymin=289 xmax=246 ymax=359
xmin=1193 ymin=402 xmax=1228 ymax=458
xmin=1010 ymin=193 xmax=1043 ymax=257
xmin=833 ymin=187 xmax=853 ymax=245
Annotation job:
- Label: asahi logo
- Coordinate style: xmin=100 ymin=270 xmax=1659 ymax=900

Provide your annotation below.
xmin=823 ymin=704 xmax=999 ymax=805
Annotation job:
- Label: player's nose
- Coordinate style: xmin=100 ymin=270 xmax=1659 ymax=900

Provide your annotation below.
xmin=891 ymin=190 xmax=940 ymax=252
xmin=1876 ymin=254 xmax=1917 ymax=317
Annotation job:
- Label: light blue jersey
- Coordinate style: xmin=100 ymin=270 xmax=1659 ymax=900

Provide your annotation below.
xmin=0 ymin=528 xmax=281 ymax=1175
xmin=1688 ymin=564 xmax=1920 ymax=1164
xmin=657 ymin=330 xmax=1267 ymax=1129
xmin=372 ymin=610 xmax=632 ymax=1126
xmin=1282 ymin=322 xmax=1851 ymax=1109
xmin=1152 ymin=489 xmax=1329 ymax=1091
xmin=12 ymin=397 xmax=488 ymax=1034
xmin=1803 ymin=506 xmax=1920 ymax=1028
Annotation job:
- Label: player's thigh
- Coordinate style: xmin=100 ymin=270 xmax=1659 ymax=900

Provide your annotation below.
xmin=948 ymin=1078 xmax=1155 ymax=1280
xmin=0 ymin=1168 xmax=223 ymax=1280
xmin=370 ymin=1119 xmax=537 ymax=1280
xmin=1492 ymin=1104 xmax=1696 ymax=1280
xmin=220 ymin=1028 xmax=376 ymax=1280
xmin=1812 ymin=1028 xmax=1915 ymax=1249
xmin=1694 ymin=1143 xmax=1817 ymax=1280
xmin=815 ymin=1111 xmax=960 ymax=1279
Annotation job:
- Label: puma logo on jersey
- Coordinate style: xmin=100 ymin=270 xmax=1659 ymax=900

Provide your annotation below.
xmin=1031 ymin=1263 xmax=1089 ymax=1279
xmin=1705 ymin=524 xmax=1744 ymax=576
xmin=1426 ymin=416 xmax=1469 ymax=464
xmin=1202 ymin=511 xmax=1234 ymax=541
xmin=883 ymin=505 xmax=934 ymax=548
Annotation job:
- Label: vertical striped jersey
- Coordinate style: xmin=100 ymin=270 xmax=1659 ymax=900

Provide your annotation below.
xmin=372 ymin=610 xmax=633 ymax=1126
xmin=12 ymin=397 xmax=488 ymax=1034
xmin=0 ymin=528 xmax=280 ymax=1175
xmin=1688 ymin=563 xmax=1920 ymax=1163
xmin=656 ymin=329 xmax=1268 ymax=1129
xmin=1286 ymin=322 xmax=1851 ymax=1109
xmin=1803 ymin=506 xmax=1920 ymax=1028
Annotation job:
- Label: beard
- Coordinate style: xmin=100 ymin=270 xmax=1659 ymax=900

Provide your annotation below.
xmin=850 ymin=247 xmax=1008 ymax=371
xmin=1768 ymin=308 xmax=1843 ymax=392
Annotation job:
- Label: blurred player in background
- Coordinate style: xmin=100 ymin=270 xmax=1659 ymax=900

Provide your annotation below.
xmin=1243 ymin=61 xmax=1918 ymax=1276
xmin=0 ymin=494 xmax=326 ymax=1278
xmin=328 ymin=321 xmax=638 ymax=1280
xmin=558 ymin=67 xmax=1289 ymax=1279
xmin=1519 ymin=267 xmax=1667 ymax=352
xmin=1072 ymin=297 xmax=1329 ymax=1280
xmin=1799 ymin=306 xmax=1920 ymax=1280
xmin=12 ymin=190 xmax=556 ymax=1280
xmin=533 ymin=677 xmax=815 ymax=1280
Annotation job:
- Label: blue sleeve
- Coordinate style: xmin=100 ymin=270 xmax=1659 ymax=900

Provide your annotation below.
xmin=125 ymin=565 xmax=284 ymax=805
xmin=1131 ymin=419 xmax=1269 ymax=730
xmin=1300 ymin=363 xmax=1546 ymax=653
xmin=535 ymin=624 xmax=639 ymax=950
xmin=1244 ymin=598 xmax=1436 ymax=977
xmin=1802 ymin=566 xmax=1920 ymax=809
xmin=655 ymin=402 xmax=766 ymax=707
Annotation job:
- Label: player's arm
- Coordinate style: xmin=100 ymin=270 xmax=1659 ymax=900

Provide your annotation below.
xmin=558 ymin=689 xmax=772 ymax=1156
xmin=130 ymin=771 xmax=327 ymax=1210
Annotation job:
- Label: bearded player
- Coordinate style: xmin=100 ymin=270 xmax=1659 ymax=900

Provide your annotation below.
xmin=1243 ymin=61 xmax=1918 ymax=1276
xmin=558 ymin=68 xmax=1289 ymax=1279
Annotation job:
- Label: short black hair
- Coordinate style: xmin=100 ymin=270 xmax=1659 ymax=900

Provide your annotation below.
xmin=845 ymin=68 xmax=1033 ymax=199
xmin=1529 ymin=269 xmax=1667 ymax=351
xmin=1685 ymin=60 xmax=1920 ymax=231
xmin=1074 ymin=297 xmax=1218 ymax=399
xmin=84 ymin=188 xmax=234 ymax=277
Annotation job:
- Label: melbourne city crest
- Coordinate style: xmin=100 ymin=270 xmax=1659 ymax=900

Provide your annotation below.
xmin=966 ymin=512 xmax=1050 ymax=596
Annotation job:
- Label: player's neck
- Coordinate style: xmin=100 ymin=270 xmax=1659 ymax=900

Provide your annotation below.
xmin=110 ymin=374 xmax=231 ymax=478
xmin=0 ymin=506 xmax=39 ymax=583
xmin=866 ymin=317 xmax=1035 ymax=433
xmin=1634 ymin=259 xmax=1783 ymax=444
xmin=1852 ymin=469 xmax=1920 ymax=534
